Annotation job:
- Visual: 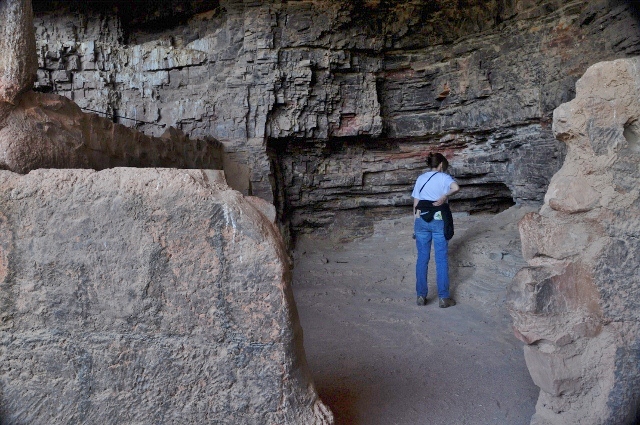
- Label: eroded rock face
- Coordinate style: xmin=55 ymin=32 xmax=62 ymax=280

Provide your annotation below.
xmin=30 ymin=0 xmax=640 ymax=233
xmin=0 ymin=0 xmax=222 ymax=178
xmin=508 ymin=58 xmax=640 ymax=425
xmin=0 ymin=90 xmax=221 ymax=173
xmin=0 ymin=168 xmax=333 ymax=424
xmin=0 ymin=0 xmax=37 ymax=103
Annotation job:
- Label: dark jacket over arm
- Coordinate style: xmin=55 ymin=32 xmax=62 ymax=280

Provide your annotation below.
xmin=415 ymin=200 xmax=454 ymax=240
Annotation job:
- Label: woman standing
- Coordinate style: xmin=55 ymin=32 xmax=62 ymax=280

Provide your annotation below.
xmin=412 ymin=153 xmax=459 ymax=308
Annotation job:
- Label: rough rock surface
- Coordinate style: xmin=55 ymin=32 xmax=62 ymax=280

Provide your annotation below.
xmin=31 ymin=0 xmax=640 ymax=233
xmin=0 ymin=90 xmax=221 ymax=173
xmin=0 ymin=168 xmax=333 ymax=424
xmin=508 ymin=58 xmax=640 ymax=424
xmin=0 ymin=0 xmax=37 ymax=103
xmin=0 ymin=0 xmax=223 ymax=180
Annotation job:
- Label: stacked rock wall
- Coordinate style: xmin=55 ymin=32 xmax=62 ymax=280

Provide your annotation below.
xmin=0 ymin=90 xmax=222 ymax=173
xmin=31 ymin=0 xmax=640 ymax=233
xmin=508 ymin=58 xmax=640 ymax=424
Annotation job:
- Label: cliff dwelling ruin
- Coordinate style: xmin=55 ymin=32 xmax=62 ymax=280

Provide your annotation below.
xmin=0 ymin=0 xmax=639 ymax=424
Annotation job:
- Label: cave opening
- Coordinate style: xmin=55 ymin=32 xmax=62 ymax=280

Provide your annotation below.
xmin=266 ymin=134 xmax=536 ymax=424
xmin=6 ymin=0 xmax=638 ymax=423
xmin=267 ymin=135 xmax=516 ymax=248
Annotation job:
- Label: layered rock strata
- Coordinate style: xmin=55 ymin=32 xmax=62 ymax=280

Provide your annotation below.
xmin=508 ymin=58 xmax=640 ymax=424
xmin=0 ymin=0 xmax=222 ymax=178
xmin=0 ymin=2 xmax=329 ymax=421
xmin=0 ymin=168 xmax=333 ymax=424
xmin=31 ymin=0 xmax=640 ymax=233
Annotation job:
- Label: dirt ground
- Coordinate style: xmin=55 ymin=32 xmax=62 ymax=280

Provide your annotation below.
xmin=291 ymin=206 xmax=540 ymax=425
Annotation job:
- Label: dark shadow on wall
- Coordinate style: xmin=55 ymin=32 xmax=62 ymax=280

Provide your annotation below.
xmin=625 ymin=0 xmax=640 ymax=19
xmin=32 ymin=0 xmax=223 ymax=43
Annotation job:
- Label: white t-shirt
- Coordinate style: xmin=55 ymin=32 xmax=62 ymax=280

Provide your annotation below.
xmin=412 ymin=171 xmax=456 ymax=202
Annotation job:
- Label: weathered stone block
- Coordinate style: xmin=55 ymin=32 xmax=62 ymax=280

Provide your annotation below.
xmin=546 ymin=177 xmax=599 ymax=214
xmin=510 ymin=57 xmax=640 ymax=425
xmin=518 ymin=212 xmax=590 ymax=261
xmin=0 ymin=168 xmax=333 ymax=424
xmin=523 ymin=346 xmax=583 ymax=397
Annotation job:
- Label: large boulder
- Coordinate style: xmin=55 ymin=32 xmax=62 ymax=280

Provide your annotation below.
xmin=0 ymin=0 xmax=37 ymax=104
xmin=0 ymin=168 xmax=333 ymax=424
xmin=508 ymin=57 xmax=640 ymax=424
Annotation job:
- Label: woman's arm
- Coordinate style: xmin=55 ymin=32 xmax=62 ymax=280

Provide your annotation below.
xmin=433 ymin=182 xmax=460 ymax=206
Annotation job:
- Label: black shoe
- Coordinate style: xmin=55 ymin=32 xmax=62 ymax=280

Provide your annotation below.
xmin=439 ymin=298 xmax=456 ymax=308
xmin=417 ymin=296 xmax=426 ymax=306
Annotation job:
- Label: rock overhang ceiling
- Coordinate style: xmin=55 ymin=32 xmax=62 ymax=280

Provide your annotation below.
xmin=29 ymin=0 xmax=640 ymax=236
xmin=32 ymin=0 xmax=504 ymax=42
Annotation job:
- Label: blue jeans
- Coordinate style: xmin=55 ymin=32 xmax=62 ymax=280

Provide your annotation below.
xmin=414 ymin=217 xmax=450 ymax=299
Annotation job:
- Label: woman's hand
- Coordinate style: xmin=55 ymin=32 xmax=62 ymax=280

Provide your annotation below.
xmin=433 ymin=195 xmax=447 ymax=206
xmin=434 ymin=182 xmax=459 ymax=206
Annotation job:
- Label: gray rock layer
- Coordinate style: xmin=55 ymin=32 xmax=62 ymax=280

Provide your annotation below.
xmin=0 ymin=168 xmax=333 ymax=425
xmin=31 ymin=0 xmax=640 ymax=232
xmin=508 ymin=58 xmax=640 ymax=425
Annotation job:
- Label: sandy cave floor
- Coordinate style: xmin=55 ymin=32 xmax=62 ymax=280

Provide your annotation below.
xmin=291 ymin=206 xmax=540 ymax=425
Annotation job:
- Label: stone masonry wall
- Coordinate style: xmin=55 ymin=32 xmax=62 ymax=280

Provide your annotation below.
xmin=31 ymin=0 xmax=640 ymax=233
xmin=0 ymin=90 xmax=222 ymax=173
